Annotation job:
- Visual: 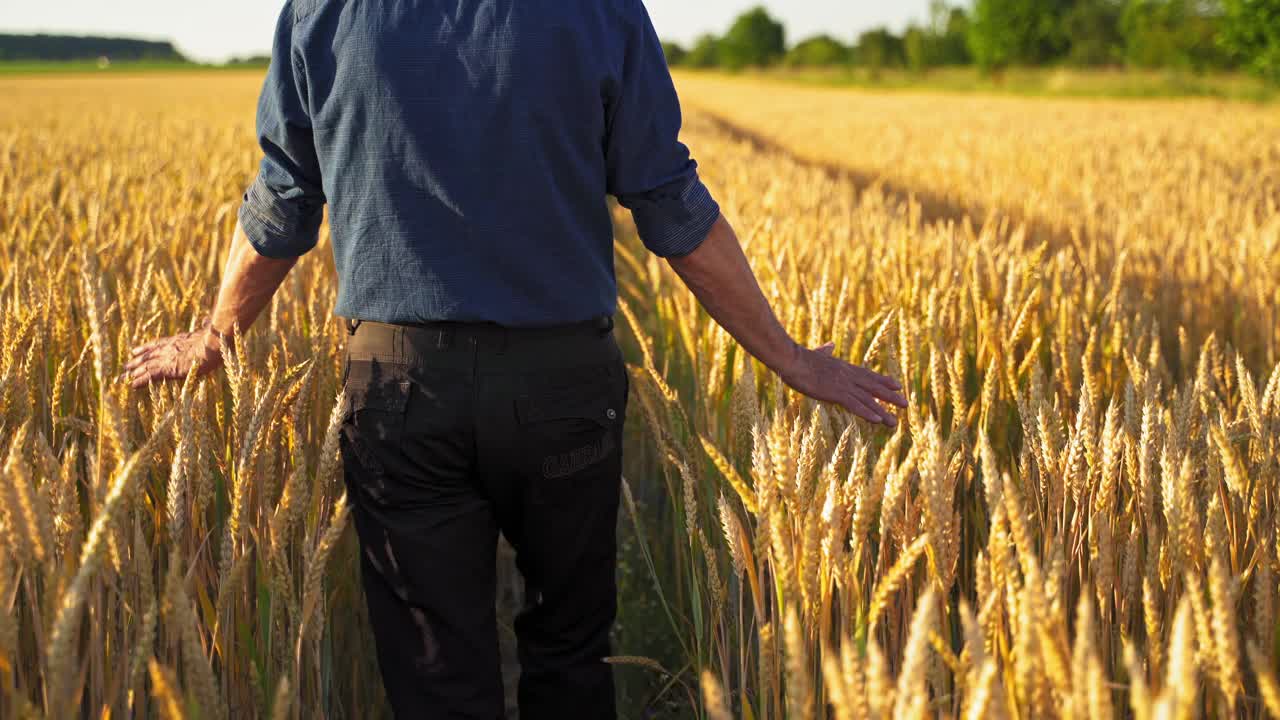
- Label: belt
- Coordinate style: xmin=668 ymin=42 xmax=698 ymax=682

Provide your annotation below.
xmin=344 ymin=314 xmax=615 ymax=353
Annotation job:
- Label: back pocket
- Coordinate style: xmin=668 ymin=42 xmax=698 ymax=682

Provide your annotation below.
xmin=342 ymin=359 xmax=412 ymax=446
xmin=516 ymin=366 xmax=623 ymax=485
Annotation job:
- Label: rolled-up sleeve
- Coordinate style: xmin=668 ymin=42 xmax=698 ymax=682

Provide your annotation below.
xmin=238 ymin=1 xmax=325 ymax=259
xmin=605 ymin=1 xmax=721 ymax=258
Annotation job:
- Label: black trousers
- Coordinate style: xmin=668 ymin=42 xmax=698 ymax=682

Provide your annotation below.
xmin=338 ymin=316 xmax=629 ymax=719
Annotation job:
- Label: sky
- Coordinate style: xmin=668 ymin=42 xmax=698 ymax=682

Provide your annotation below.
xmin=0 ymin=1 xmax=937 ymax=63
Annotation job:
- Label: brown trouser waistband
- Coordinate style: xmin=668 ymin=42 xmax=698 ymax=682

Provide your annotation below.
xmin=343 ymin=315 xmax=619 ymax=372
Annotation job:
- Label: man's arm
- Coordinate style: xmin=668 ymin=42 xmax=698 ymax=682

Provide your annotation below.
xmin=125 ymin=2 xmax=320 ymax=389
xmin=667 ymin=215 xmax=907 ymax=426
xmin=604 ymin=2 xmax=905 ymax=426
xmin=122 ymin=221 xmax=296 ymax=387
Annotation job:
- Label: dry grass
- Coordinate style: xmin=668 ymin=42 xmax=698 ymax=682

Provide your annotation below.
xmin=1 ymin=70 xmax=1278 ymax=718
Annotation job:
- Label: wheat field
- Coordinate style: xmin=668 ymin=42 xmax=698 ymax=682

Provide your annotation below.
xmin=1 ymin=70 xmax=1279 ymax=719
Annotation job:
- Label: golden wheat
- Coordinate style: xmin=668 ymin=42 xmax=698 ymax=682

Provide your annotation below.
xmin=2 ymin=68 xmax=1279 ymax=719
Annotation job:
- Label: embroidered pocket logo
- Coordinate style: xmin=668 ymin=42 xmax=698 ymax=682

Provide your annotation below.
xmin=542 ymin=431 xmax=617 ymax=479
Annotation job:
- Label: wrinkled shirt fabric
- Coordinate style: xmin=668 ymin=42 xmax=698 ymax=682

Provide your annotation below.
xmin=238 ymin=0 xmax=720 ymax=326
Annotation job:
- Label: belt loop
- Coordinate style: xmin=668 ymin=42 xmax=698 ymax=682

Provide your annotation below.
xmin=496 ymin=326 xmax=508 ymax=355
xmin=346 ymin=318 xmax=361 ymax=336
xmin=436 ymin=327 xmax=452 ymax=350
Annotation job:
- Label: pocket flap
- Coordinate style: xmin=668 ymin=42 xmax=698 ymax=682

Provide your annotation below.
xmin=517 ymin=380 xmax=618 ymax=426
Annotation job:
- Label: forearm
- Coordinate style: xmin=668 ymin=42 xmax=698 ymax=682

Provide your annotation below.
xmin=205 ymin=220 xmax=298 ymax=347
xmin=666 ymin=215 xmax=800 ymax=377
xmin=665 ymin=213 xmax=905 ymax=426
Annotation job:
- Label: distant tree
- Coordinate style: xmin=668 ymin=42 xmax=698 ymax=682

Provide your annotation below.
xmin=854 ymin=28 xmax=907 ymax=77
xmin=785 ymin=35 xmax=850 ymax=67
xmin=1219 ymin=0 xmax=1280 ymax=81
xmin=225 ymin=54 xmax=272 ymax=67
xmin=930 ymin=3 xmax=974 ymax=65
xmin=1179 ymin=4 xmax=1234 ymax=69
xmin=718 ymin=7 xmax=786 ymax=69
xmin=904 ymin=25 xmax=931 ymax=71
xmin=661 ymin=41 xmax=688 ymax=66
xmin=1121 ymin=1 xmax=1173 ymax=66
xmin=902 ymin=4 xmax=973 ymax=71
xmin=1121 ymin=0 xmax=1231 ymax=70
xmin=1065 ymin=0 xmax=1125 ymax=65
xmin=967 ymin=0 xmax=1072 ymax=70
xmin=685 ymin=34 xmax=722 ymax=68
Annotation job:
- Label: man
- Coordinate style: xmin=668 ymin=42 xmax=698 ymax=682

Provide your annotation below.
xmin=124 ymin=0 xmax=907 ymax=717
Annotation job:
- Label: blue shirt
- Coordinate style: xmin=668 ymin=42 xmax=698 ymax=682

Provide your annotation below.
xmin=238 ymin=0 xmax=721 ymax=327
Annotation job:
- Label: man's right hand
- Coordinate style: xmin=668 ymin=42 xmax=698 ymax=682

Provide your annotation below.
xmin=120 ymin=220 xmax=300 ymax=390
xmin=121 ymin=322 xmax=224 ymax=389
xmin=777 ymin=342 xmax=907 ymax=427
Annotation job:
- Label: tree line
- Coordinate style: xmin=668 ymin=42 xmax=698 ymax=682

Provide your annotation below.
xmin=0 ymin=34 xmax=185 ymax=63
xmin=662 ymin=1 xmax=1280 ymax=82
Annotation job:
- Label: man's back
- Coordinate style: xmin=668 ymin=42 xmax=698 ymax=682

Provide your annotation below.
xmin=240 ymin=0 xmax=720 ymax=326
